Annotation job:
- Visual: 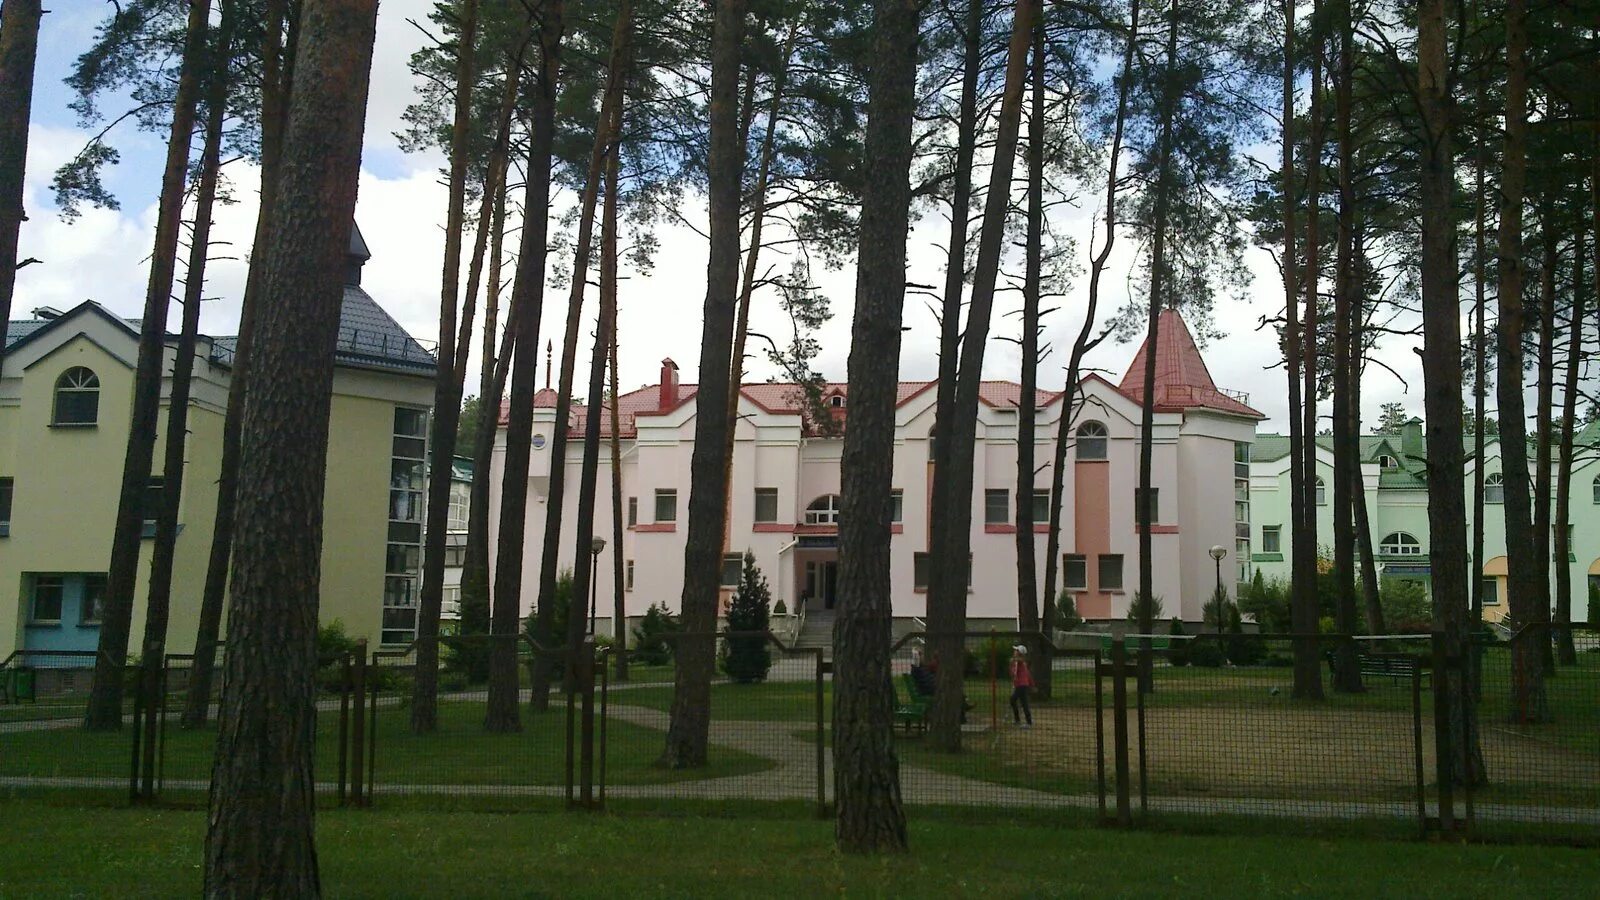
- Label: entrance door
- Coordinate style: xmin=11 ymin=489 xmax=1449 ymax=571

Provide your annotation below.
xmin=803 ymin=561 xmax=841 ymax=611
xmin=822 ymin=561 xmax=839 ymax=610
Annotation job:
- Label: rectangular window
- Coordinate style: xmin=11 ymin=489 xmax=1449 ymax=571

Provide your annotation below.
xmin=447 ymin=481 xmax=470 ymax=532
xmin=384 ymin=408 xmax=427 ymax=645
xmin=81 ymin=574 xmax=107 ymax=625
xmin=1234 ymin=500 xmax=1249 ymax=523
xmin=654 ymin=489 xmax=677 ymax=523
xmin=720 ymin=553 xmax=743 ymax=587
xmin=390 ymin=460 xmax=424 ymax=522
xmin=30 ymin=575 xmax=64 ymax=623
xmin=1064 ymin=554 xmax=1087 ymax=591
xmin=1237 ymin=539 xmax=1251 ymax=583
xmin=891 ymin=489 xmax=903 ymax=524
xmin=1483 ymin=578 xmax=1500 ymax=606
xmin=1135 ymin=488 xmax=1159 ymax=524
xmin=143 ymin=477 xmax=166 ymax=525
xmin=1098 ymin=554 xmax=1124 ymax=591
xmin=626 ymin=559 xmax=635 ymax=591
xmin=1031 ymin=490 xmax=1051 ymax=525
xmin=442 ymin=543 xmax=466 ymax=568
xmin=1234 ymin=442 xmax=1251 ymax=479
xmin=441 ymin=585 xmax=461 ymax=617
xmin=984 ymin=489 xmax=1010 ymax=525
xmin=0 ymin=477 xmax=12 ymax=535
xmin=753 ymin=488 xmax=779 ymax=523
xmin=627 ymin=496 xmax=638 ymax=527
xmin=1262 ymin=525 xmax=1281 ymax=554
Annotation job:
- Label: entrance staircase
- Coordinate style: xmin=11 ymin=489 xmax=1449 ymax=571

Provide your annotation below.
xmin=793 ymin=609 xmax=835 ymax=661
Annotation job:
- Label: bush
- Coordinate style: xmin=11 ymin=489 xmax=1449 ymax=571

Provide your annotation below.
xmin=631 ymin=602 xmax=680 ymax=666
xmin=721 ymin=552 xmax=773 ymax=683
xmin=1189 ymin=637 xmax=1226 ymax=667
xmin=1054 ymin=591 xmax=1083 ymax=631
xmin=1379 ymin=578 xmax=1431 ymax=633
xmin=964 ymin=636 xmax=1012 ymax=677
xmin=1167 ymin=617 xmax=1190 ymax=666
xmin=773 ymin=599 xmax=787 ymax=616
xmin=1125 ymin=592 xmax=1164 ymax=627
xmin=1239 ymin=570 xmax=1292 ymax=633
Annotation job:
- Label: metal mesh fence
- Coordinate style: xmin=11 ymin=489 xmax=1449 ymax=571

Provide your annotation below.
xmin=0 ymin=653 xmax=138 ymax=804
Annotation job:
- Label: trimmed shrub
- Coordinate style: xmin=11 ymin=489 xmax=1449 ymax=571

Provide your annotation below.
xmin=773 ymin=598 xmax=787 ymax=616
xmin=1167 ymin=617 xmax=1190 ymax=666
xmin=721 ymin=552 xmax=773 ymax=683
xmin=1054 ymin=591 xmax=1083 ymax=631
xmin=1125 ymin=592 xmax=1164 ymax=625
xmin=631 ymin=601 xmax=680 ymax=666
xmin=1379 ymin=577 xmax=1432 ymax=633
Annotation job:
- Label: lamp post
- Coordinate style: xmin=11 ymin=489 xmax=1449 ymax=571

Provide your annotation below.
xmin=1208 ymin=545 xmax=1227 ymax=635
xmin=589 ymin=536 xmax=606 ymax=637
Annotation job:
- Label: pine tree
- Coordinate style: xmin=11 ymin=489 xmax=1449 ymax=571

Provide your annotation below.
xmin=722 ymin=552 xmax=772 ymax=683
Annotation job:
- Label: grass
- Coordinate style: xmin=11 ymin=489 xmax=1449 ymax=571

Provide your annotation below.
xmin=0 ymin=699 xmax=772 ymax=790
xmin=2 ymin=800 xmax=1597 ymax=897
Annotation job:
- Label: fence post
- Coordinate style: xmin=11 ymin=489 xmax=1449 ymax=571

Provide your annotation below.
xmin=128 ymin=668 xmax=144 ymax=805
xmin=1412 ymin=658 xmax=1425 ymax=838
xmin=814 ymin=646 xmax=826 ymax=818
xmin=564 ymin=657 xmax=576 ymax=809
xmin=598 ymin=646 xmax=609 ymax=808
xmin=350 ymin=639 xmax=367 ymax=807
xmin=140 ymin=641 xmax=160 ymax=800
xmin=1111 ymin=637 xmax=1132 ymax=826
xmin=1094 ymin=650 xmax=1106 ymax=822
xmin=579 ymin=639 xmax=597 ymax=809
xmin=367 ymin=652 xmax=378 ymax=805
xmin=338 ymin=653 xmax=350 ymax=806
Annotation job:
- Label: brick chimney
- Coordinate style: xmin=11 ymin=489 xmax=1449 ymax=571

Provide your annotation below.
xmin=659 ymin=358 xmax=680 ymax=409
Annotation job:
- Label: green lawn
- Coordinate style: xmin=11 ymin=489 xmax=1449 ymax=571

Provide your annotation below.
xmin=2 ymin=801 xmax=1596 ymax=897
xmin=0 ymin=699 xmax=772 ymax=790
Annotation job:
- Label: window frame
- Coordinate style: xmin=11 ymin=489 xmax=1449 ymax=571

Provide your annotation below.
xmin=627 ymin=496 xmax=638 ymax=527
xmin=1315 ymin=476 xmax=1327 ymax=506
xmin=0 ymin=476 xmax=12 ymax=536
xmin=625 ymin=559 xmax=635 ymax=591
xmin=654 ymin=489 xmax=678 ymax=523
xmin=1063 ymin=554 xmax=1088 ymax=591
xmin=720 ymin=552 xmax=743 ymax=588
xmin=804 ymin=494 xmax=841 ymax=526
xmin=1261 ymin=524 xmax=1282 ymax=554
xmin=1379 ymin=531 xmax=1423 ymax=557
xmin=51 ymin=366 xmax=101 ymax=427
xmin=1075 ymin=421 xmax=1108 ymax=460
xmin=983 ymin=488 xmax=1010 ymax=525
xmin=753 ymin=487 xmax=779 ymax=524
xmin=30 ymin=575 xmax=65 ymax=624
xmin=1097 ymin=554 xmax=1124 ymax=591
xmin=1031 ymin=489 xmax=1050 ymax=525
xmin=1486 ymin=473 xmax=1505 ymax=505
xmin=890 ymin=489 xmax=904 ymax=524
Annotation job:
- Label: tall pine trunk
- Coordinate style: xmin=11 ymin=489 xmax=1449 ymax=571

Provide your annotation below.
xmin=1470 ymin=72 xmax=1489 ymax=638
xmin=607 ymin=156 xmax=628 ymax=680
xmin=0 ymin=0 xmax=41 ymax=367
xmin=412 ymin=0 xmax=481 ymax=734
xmin=529 ymin=1 xmax=630 ymax=706
xmin=182 ymin=0 xmax=292 ymax=729
xmin=1494 ymin=0 xmax=1548 ymax=723
xmin=1328 ymin=0 xmax=1362 ymax=691
xmin=659 ymin=0 xmax=748 ymax=769
xmin=1350 ymin=229 xmax=1383 ymax=633
xmin=833 ymin=0 xmax=918 ymax=854
xmin=1417 ymin=0 xmax=1485 ymax=787
xmin=88 ymin=0 xmax=212 ymax=730
xmin=1015 ymin=19 xmax=1044 ymax=651
xmin=1531 ymin=204 xmax=1556 ymax=652
xmin=926 ymin=0 xmax=1036 ymax=751
xmin=1044 ymin=0 xmax=1138 ymax=673
xmin=202 ymin=0 xmax=378 ymax=890
xmin=145 ymin=1 xmax=234 ymax=728
xmin=1554 ymin=223 xmax=1584 ymax=666
xmin=488 ymin=0 xmax=565 ymax=733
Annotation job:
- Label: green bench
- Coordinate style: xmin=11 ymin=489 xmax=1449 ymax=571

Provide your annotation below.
xmin=894 ymin=674 xmax=929 ymax=735
xmin=1 ymin=667 xmax=37 ymax=704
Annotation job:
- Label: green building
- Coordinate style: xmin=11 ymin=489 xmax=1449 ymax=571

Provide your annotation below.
xmin=1247 ymin=418 xmax=1596 ymax=625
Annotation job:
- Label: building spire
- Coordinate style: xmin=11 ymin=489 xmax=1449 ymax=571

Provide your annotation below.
xmin=545 ymin=339 xmax=553 ymax=391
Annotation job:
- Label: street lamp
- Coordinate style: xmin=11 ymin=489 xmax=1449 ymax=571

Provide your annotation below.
xmin=1208 ymin=545 xmax=1227 ymax=636
xmin=589 ymin=536 xmax=606 ymax=637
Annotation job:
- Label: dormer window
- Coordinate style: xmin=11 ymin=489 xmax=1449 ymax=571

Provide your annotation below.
xmin=53 ymin=367 xmax=100 ymax=426
xmin=829 ymin=395 xmax=845 ymax=409
xmin=1377 ymin=454 xmax=1398 ymax=470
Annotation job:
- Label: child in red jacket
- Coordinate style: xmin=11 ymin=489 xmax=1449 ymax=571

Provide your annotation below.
xmin=1009 ymin=645 xmax=1034 ymax=728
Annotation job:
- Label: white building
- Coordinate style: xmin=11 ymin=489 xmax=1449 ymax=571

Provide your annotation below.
xmin=488 ymin=309 xmax=1260 ymax=631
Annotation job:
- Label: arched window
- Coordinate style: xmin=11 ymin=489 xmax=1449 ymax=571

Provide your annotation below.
xmin=1379 ymin=532 xmax=1423 ymax=557
xmin=1315 ymin=476 xmax=1327 ymax=506
xmin=829 ymin=394 xmax=845 ymax=409
xmin=1486 ymin=473 xmax=1505 ymax=505
xmin=927 ymin=427 xmax=938 ymax=461
xmin=1592 ymin=474 xmax=1600 ymax=506
xmin=1377 ymin=454 xmax=1398 ymax=469
xmin=804 ymin=494 xmax=841 ymax=526
xmin=1076 ymin=421 xmax=1108 ymax=460
xmin=52 ymin=367 xmax=100 ymax=426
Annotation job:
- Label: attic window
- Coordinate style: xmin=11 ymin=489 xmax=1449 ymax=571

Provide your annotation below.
xmin=829 ymin=395 xmax=845 ymax=409
xmin=1377 ymin=454 xmax=1399 ymax=470
xmin=52 ymin=367 xmax=101 ymax=426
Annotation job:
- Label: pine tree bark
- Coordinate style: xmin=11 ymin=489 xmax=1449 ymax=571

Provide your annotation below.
xmin=659 ymin=0 xmax=747 ymax=769
xmin=1044 ymin=0 xmax=1138 ymax=685
xmin=1531 ymin=203 xmax=1556 ymax=640
xmin=412 ymin=0 xmax=481 ymax=735
xmin=182 ymin=0 xmax=292 ymax=729
xmin=608 ymin=197 xmax=628 ymax=681
xmin=145 ymin=0 xmax=234 ymax=734
xmin=925 ymin=0 xmax=1036 ymax=751
xmin=1417 ymin=0 xmax=1485 ymax=786
xmin=202 ymin=1 xmax=378 ymax=891
xmin=1470 ymin=72 xmax=1489 ymax=638
xmin=1553 ymin=223 xmax=1584 ymax=666
xmin=0 ymin=0 xmax=41 ymax=369
xmin=566 ymin=0 xmax=631 ymax=685
xmin=1349 ymin=233 xmax=1383 ymax=633
xmin=1494 ymin=0 xmax=1548 ymax=723
xmin=1135 ymin=0 xmax=1180 ymax=693
xmin=529 ymin=1 xmax=630 ymax=707
xmin=1014 ymin=19 xmax=1044 ymax=657
xmin=88 ymin=0 xmax=213 ymax=730
xmin=1328 ymin=0 xmax=1362 ymax=691
xmin=488 ymin=0 xmax=566 ymax=733
xmin=833 ymin=0 xmax=918 ymax=854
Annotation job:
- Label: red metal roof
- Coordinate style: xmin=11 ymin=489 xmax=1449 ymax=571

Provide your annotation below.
xmin=1117 ymin=309 xmax=1263 ymax=419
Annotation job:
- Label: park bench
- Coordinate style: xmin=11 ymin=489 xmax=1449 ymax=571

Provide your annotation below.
xmin=1324 ymin=650 xmax=1425 ymax=683
xmin=894 ymin=674 xmax=929 ymax=735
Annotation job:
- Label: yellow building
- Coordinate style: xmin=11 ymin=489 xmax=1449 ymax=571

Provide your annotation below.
xmin=0 ymin=226 xmax=436 ymax=662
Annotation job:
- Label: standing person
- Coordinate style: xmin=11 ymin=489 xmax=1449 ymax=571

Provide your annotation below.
xmin=1009 ymin=644 xmax=1034 ymax=728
